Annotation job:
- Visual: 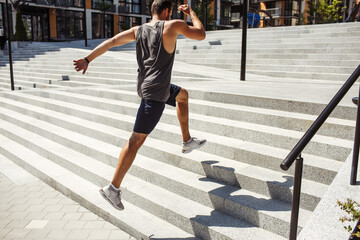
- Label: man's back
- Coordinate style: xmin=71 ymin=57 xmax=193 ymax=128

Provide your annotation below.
xmin=136 ymin=21 xmax=175 ymax=102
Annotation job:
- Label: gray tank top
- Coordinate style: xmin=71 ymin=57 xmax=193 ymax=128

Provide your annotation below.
xmin=136 ymin=21 xmax=175 ymax=102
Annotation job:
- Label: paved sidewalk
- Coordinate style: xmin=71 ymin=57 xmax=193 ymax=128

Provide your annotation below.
xmin=0 ymin=157 xmax=135 ymax=240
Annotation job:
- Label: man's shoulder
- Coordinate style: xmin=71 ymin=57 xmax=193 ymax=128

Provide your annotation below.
xmin=164 ymin=20 xmax=187 ymax=35
xmin=165 ymin=19 xmax=186 ymax=28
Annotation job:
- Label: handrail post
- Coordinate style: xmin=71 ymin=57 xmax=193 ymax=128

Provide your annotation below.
xmin=240 ymin=0 xmax=248 ymax=81
xmin=351 ymin=87 xmax=360 ymax=185
xmin=289 ymin=154 xmax=303 ymax=240
xmin=5 ymin=0 xmax=14 ymax=91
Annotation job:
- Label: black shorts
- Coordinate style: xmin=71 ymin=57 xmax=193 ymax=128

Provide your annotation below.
xmin=133 ymin=84 xmax=181 ymax=134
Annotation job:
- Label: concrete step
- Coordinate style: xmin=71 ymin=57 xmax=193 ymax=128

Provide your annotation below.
xmin=20 ymin=87 xmax=351 ymax=161
xmin=0 ymin=94 xmax=328 ymax=211
xmin=247 ymin=70 xmax=349 ymax=81
xmin=176 ymin=43 xmax=360 ymax=52
xmin=0 ymin=111 xmax=289 ymax=239
xmin=0 ymin=134 xmax=199 ymax=240
xmin=0 ymin=91 xmax=344 ymax=190
xmin=60 ymin=86 xmax=356 ymax=141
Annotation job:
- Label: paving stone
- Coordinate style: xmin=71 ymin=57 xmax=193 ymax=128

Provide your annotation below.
xmin=6 ymin=219 xmax=32 ymax=228
xmin=7 ymin=211 xmax=30 ymax=219
xmin=0 ymin=219 xmax=11 ymax=228
xmin=108 ymin=229 xmax=132 ymax=239
xmin=57 ymin=198 xmax=76 ymax=205
xmin=102 ymin=221 xmax=119 ymax=230
xmin=8 ymin=203 xmax=31 ymax=212
xmin=25 ymin=212 xmax=47 ymax=220
xmin=83 ymin=220 xmax=105 ymax=229
xmin=60 ymin=205 xmax=80 ymax=213
xmin=79 ymin=212 xmax=100 ymax=221
xmin=67 ymin=229 xmax=91 ymax=239
xmin=61 ymin=212 xmax=83 ymax=221
xmin=43 ymin=204 xmax=64 ymax=212
xmin=3 ymin=228 xmax=31 ymax=239
xmin=25 ymin=220 xmax=50 ymax=229
xmin=24 ymin=229 xmax=51 ymax=239
xmin=88 ymin=229 xmax=111 ymax=239
xmin=63 ymin=220 xmax=86 ymax=229
xmin=47 ymin=229 xmax=71 ymax=239
xmin=43 ymin=220 xmax=67 ymax=229
xmin=0 ymin=228 xmax=11 ymax=237
xmin=44 ymin=212 xmax=66 ymax=220
xmin=77 ymin=206 xmax=90 ymax=213
xmin=26 ymin=204 xmax=46 ymax=212
xmin=42 ymin=197 xmax=61 ymax=205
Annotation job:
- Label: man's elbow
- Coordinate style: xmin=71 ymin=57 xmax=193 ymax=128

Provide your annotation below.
xmin=198 ymin=31 xmax=206 ymax=40
xmin=200 ymin=31 xmax=206 ymax=40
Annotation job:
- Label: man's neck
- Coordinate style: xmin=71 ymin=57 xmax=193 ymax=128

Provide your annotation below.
xmin=151 ymin=14 xmax=167 ymax=22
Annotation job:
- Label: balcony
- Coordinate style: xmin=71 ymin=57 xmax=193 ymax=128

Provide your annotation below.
xmin=118 ymin=5 xmax=130 ymax=14
xmin=231 ymin=12 xmax=241 ymax=21
xmin=265 ymin=8 xmax=281 ymax=18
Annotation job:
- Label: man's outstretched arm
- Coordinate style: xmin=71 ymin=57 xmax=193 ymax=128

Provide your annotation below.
xmin=73 ymin=26 xmax=139 ymax=74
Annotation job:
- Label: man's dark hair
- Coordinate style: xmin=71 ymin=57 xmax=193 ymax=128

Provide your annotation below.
xmin=151 ymin=0 xmax=173 ymax=15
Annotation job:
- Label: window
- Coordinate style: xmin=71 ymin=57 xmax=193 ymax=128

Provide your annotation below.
xmin=57 ymin=10 xmax=84 ymax=39
xmin=119 ymin=15 xmax=130 ymax=31
xmin=119 ymin=0 xmax=141 ymax=14
xmin=92 ymin=0 xmax=113 ymax=10
xmin=146 ymin=0 xmax=153 ymax=15
xmin=92 ymin=13 xmax=113 ymax=38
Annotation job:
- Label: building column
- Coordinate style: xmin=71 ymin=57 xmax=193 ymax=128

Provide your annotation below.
xmin=114 ymin=14 xmax=119 ymax=35
xmin=49 ymin=9 xmax=57 ymax=39
xmin=114 ymin=0 xmax=119 ymax=13
xmin=86 ymin=0 xmax=92 ymax=40
xmin=216 ymin=0 xmax=220 ymax=26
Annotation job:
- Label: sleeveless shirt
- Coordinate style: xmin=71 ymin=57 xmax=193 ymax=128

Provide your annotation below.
xmin=135 ymin=21 xmax=176 ymax=102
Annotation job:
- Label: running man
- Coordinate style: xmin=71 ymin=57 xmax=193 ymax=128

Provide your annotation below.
xmin=73 ymin=0 xmax=206 ymax=210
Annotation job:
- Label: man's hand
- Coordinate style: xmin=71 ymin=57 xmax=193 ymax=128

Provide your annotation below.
xmin=73 ymin=58 xmax=88 ymax=75
xmin=178 ymin=4 xmax=191 ymax=15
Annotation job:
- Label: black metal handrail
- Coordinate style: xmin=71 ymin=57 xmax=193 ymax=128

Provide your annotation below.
xmin=281 ymin=65 xmax=360 ymax=170
xmin=280 ymin=64 xmax=360 ymax=240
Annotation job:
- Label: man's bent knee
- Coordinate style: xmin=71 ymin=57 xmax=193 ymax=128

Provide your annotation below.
xmin=176 ymin=88 xmax=188 ymax=104
xmin=128 ymin=132 xmax=148 ymax=151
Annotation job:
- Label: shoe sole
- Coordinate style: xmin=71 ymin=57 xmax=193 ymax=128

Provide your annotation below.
xmin=99 ymin=189 xmax=124 ymax=211
xmin=182 ymin=140 xmax=207 ymax=154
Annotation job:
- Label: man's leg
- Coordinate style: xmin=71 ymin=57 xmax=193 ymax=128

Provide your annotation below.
xmin=176 ymin=88 xmax=191 ymax=142
xmin=99 ymin=131 xmax=147 ymax=211
xmin=175 ymin=87 xmax=206 ymax=153
xmin=111 ymin=132 xmax=148 ymax=188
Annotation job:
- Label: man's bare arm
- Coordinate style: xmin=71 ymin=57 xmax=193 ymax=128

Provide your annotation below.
xmin=86 ymin=26 xmax=139 ymax=62
xmin=73 ymin=26 xmax=139 ymax=74
xmin=175 ymin=5 xmax=205 ymax=40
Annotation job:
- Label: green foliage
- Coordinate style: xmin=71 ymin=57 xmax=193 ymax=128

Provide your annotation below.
xmin=192 ymin=1 xmax=214 ymax=30
xmin=307 ymin=0 xmax=346 ymax=24
xmin=96 ymin=0 xmax=112 ymax=13
xmin=297 ymin=13 xmax=307 ymax=25
xmin=14 ymin=12 xmax=27 ymax=41
xmin=338 ymin=198 xmax=360 ymax=238
xmin=120 ymin=23 xmax=130 ymax=31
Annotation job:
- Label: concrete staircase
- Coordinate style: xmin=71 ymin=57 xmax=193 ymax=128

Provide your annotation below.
xmin=173 ymin=22 xmax=360 ymax=82
xmin=0 ymin=23 xmax=357 ymax=240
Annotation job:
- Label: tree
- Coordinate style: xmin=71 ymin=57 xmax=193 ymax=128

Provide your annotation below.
xmin=307 ymin=0 xmax=346 ymax=24
xmin=96 ymin=0 xmax=113 ymax=38
xmin=192 ymin=0 xmax=214 ymax=30
xmin=10 ymin=0 xmax=29 ymax=41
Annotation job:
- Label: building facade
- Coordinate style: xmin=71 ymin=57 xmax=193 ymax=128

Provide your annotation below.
xmin=0 ymin=0 xmax=357 ymax=42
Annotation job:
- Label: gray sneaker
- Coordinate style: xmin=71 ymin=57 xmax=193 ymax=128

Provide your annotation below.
xmin=182 ymin=137 xmax=206 ymax=153
xmin=99 ymin=184 xmax=124 ymax=211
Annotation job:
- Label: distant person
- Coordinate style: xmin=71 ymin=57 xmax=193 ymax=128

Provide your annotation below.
xmin=0 ymin=27 xmax=6 ymax=50
xmin=73 ymin=0 xmax=206 ymax=210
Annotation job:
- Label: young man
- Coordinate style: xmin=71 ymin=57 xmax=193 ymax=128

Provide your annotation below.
xmin=73 ymin=0 xmax=206 ymax=210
